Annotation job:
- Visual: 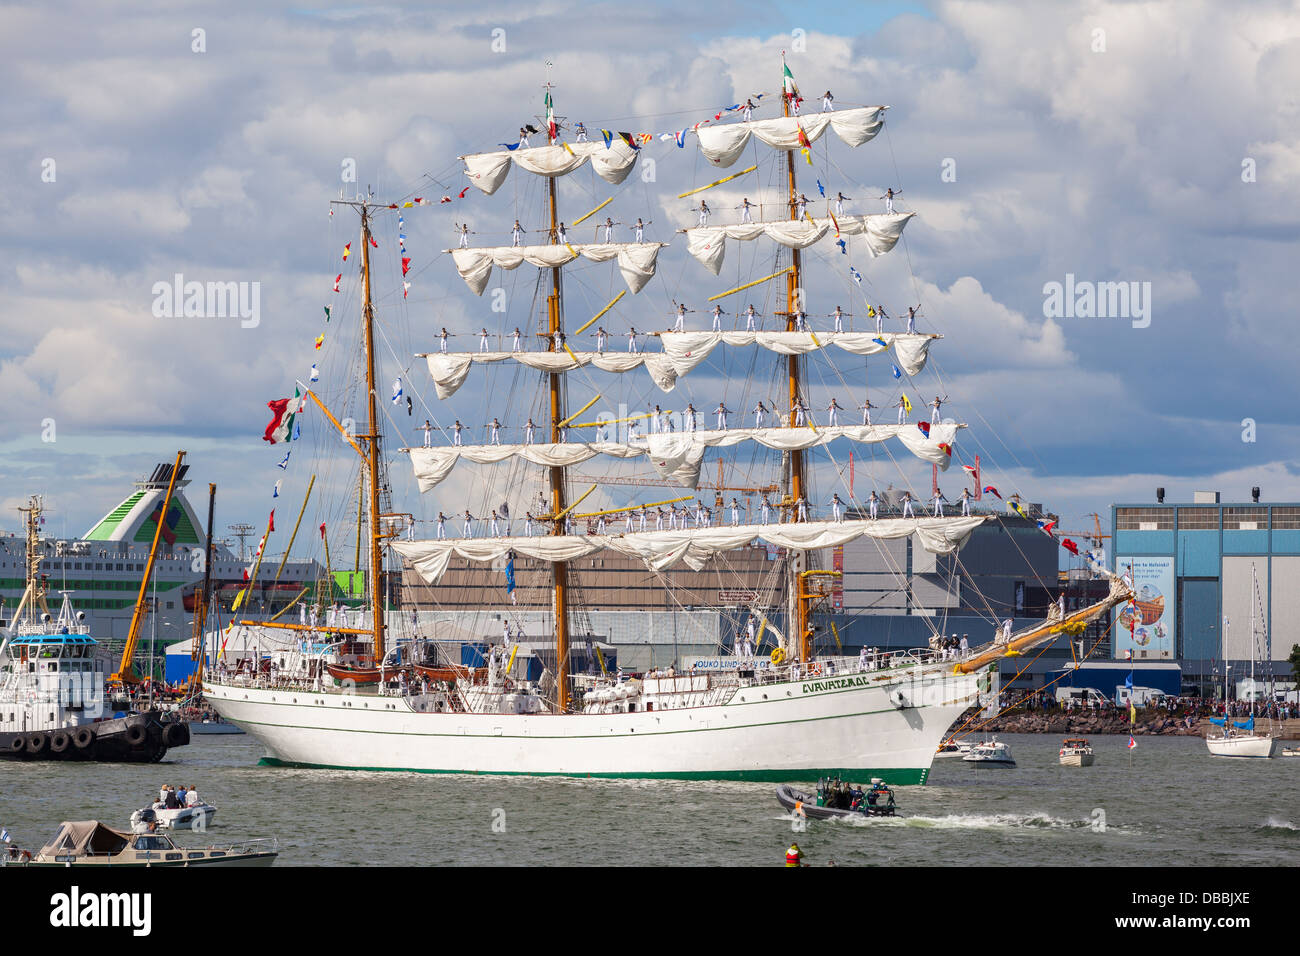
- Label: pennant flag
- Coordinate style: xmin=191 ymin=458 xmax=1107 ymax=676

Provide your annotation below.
xmin=801 ymin=148 xmax=812 ymax=166
xmin=1061 ymin=538 xmax=1079 ymax=555
xmin=618 ymin=132 xmax=640 ymax=151
xmin=263 ymin=388 xmax=304 ymax=444
xmin=1037 ymin=519 xmax=1057 ymax=537
xmin=323 ymin=305 xmax=331 ymax=322
xmin=901 ymin=394 xmax=912 ymax=413
xmin=414 ymin=197 xmax=428 ymax=205
xmin=1 ymin=827 xmax=9 ymax=844
xmin=232 ymin=587 xmax=247 ymax=611
xmin=505 ymin=552 xmax=516 ymax=603
xmin=937 ymin=442 xmax=953 ymax=457
xmin=849 ymin=266 xmax=863 ymax=285
xmin=342 ymin=242 xmax=351 ymax=261
xmin=332 ymin=274 xmax=342 ymax=292
xmin=983 ymin=486 xmax=1002 ymax=499
xmin=783 ymin=60 xmax=799 ymax=96
xmin=397 ymin=215 xmax=405 ymax=229
xmin=1009 ymin=500 xmax=1028 ymax=518
xmin=836 ymin=238 xmax=847 ymax=254
xmin=268 ymin=510 xmax=275 ymax=533
xmin=675 ymin=129 xmax=687 ymax=148
xmin=458 ymin=186 xmax=470 ymax=199
xmin=1130 ymin=700 xmax=1137 ymax=722
xmin=277 ymin=450 xmax=291 ymax=469
xmin=314 ymin=335 xmax=324 ymax=350
xmin=403 ymin=281 xmax=411 ymax=299
xmin=916 ymin=421 xmax=930 ymax=436
xmin=292 ymin=421 xmax=301 ymax=441
xmin=816 ymin=179 xmax=825 ymax=196
xmin=962 ymin=465 xmax=978 ymax=475
xmin=601 ymin=129 xmax=613 ymax=149
xmin=1127 ymin=735 xmax=1137 ymax=750
xmin=796 ymin=126 xmax=811 ymax=150
xmin=319 ymin=522 xmax=326 ymax=539
xmin=891 ymin=363 xmax=902 ymax=379
xmin=402 ymin=257 xmax=411 ymax=276
xmin=439 ymin=195 xmax=452 ymax=204
xmin=391 ymin=377 xmax=403 ymax=404
xmin=369 ymin=236 xmax=379 ymax=248
xmin=273 ymin=480 xmax=281 ymax=498
xmin=500 ymin=142 xmax=520 ymax=151
xmin=872 ymin=337 xmax=887 ymax=348
xmin=309 ymin=363 xmax=319 ymax=382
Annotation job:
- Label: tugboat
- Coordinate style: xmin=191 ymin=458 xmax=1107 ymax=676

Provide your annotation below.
xmin=0 ymin=495 xmax=188 ymax=763
xmin=775 ymin=778 xmax=899 ymax=819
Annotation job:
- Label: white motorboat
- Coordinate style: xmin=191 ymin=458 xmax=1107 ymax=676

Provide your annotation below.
xmin=5 ymin=821 xmax=275 ymax=867
xmin=1280 ymin=746 xmax=1299 ymax=757
xmin=1205 ymin=729 xmax=1277 ymax=758
xmin=963 ymin=737 xmax=1015 ymax=766
xmin=131 ymin=803 xmax=217 ymax=832
xmin=935 ymin=740 xmax=973 ymax=759
xmin=1058 ymin=737 xmax=1095 ymax=767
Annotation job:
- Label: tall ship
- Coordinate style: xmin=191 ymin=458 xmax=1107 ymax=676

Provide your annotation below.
xmin=204 ymin=61 xmax=1133 ymax=781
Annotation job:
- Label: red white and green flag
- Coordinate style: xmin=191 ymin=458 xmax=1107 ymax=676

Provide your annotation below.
xmin=545 ymin=90 xmax=557 ymax=142
xmin=783 ymin=60 xmax=799 ymax=97
xmin=263 ymin=387 xmax=304 ymax=444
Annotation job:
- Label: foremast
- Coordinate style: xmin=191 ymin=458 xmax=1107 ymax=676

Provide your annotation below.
xmin=360 ymin=207 xmax=387 ymax=662
xmin=546 ymin=165 xmax=572 ymax=712
xmin=781 ymin=57 xmax=812 ymax=664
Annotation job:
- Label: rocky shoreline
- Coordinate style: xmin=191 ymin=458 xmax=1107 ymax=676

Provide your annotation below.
xmin=957 ymin=709 xmax=1300 ymax=738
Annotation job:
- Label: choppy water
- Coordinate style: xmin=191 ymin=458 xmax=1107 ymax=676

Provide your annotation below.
xmin=2 ymin=734 xmax=1296 ymax=866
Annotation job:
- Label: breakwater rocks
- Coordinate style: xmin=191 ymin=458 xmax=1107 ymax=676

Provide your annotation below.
xmin=962 ymin=709 xmax=1202 ymax=736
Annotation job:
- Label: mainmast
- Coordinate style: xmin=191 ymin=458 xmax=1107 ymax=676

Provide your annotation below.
xmin=544 ymin=74 xmax=572 ymax=712
xmin=359 ymin=207 xmax=388 ymax=662
xmin=782 ymin=58 xmax=811 ymax=663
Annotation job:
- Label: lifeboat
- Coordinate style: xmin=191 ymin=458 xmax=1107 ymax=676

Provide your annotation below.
xmin=326 ymin=661 xmax=407 ymax=684
xmin=413 ymin=663 xmax=483 ymax=684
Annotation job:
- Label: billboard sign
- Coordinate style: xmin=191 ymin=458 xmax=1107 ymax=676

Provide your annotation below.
xmin=1114 ymin=556 xmax=1175 ymax=660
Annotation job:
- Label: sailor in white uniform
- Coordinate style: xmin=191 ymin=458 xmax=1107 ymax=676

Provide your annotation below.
xmin=511 ymin=327 xmax=522 ymax=352
xmin=603 ymin=217 xmax=615 ymax=242
xmin=479 ymin=328 xmax=490 ymax=353
xmin=900 ymin=492 xmax=915 ymax=518
xmin=490 ymin=510 xmax=502 ymax=537
xmin=627 ymin=327 xmax=639 ymax=353
xmin=654 ymin=508 xmax=665 ymax=531
xmin=698 ymin=200 xmax=710 ymax=227
xmin=524 ymin=418 xmax=535 ymax=445
xmin=595 ymin=326 xmax=608 ymax=353
xmin=596 ymin=515 xmax=607 ymax=534
xmin=552 ymin=329 xmax=565 ymax=352
xmin=418 ymin=420 xmax=433 ymax=447
xmin=907 ymin=306 xmax=920 ymax=334
xmin=624 ymin=512 xmax=634 ymax=533
xmin=637 ymin=506 xmax=647 ymax=532
xmin=556 ymin=222 xmax=568 ymax=245
xmin=880 ymin=187 xmax=898 ymax=213
xmin=453 ymin=420 xmax=464 ymax=445
xmin=822 ymin=90 xmax=834 ymax=112
xmin=574 ymin=122 xmax=588 ymax=142
xmin=739 ymin=198 xmax=754 ymax=223
xmin=793 ymin=401 xmax=806 ymax=427
xmin=868 ymin=490 xmax=879 ymax=519
xmin=729 ymin=498 xmax=740 ymax=526
xmin=826 ymin=398 xmax=842 ymax=426
xmin=489 ymin=417 xmax=502 ymax=444
xmin=683 ymin=403 xmax=697 ymax=432
xmin=958 ymin=488 xmax=972 ymax=516
xmin=760 ymin=494 xmax=771 ymax=525
xmin=830 ymin=494 xmax=844 ymax=522
xmin=439 ymin=328 xmax=449 ymax=353
xmin=633 ymin=218 xmax=645 ymax=243
xmin=742 ymin=98 xmax=755 ymax=122
xmin=895 ymin=398 xmax=908 ymax=424
xmin=744 ymin=304 xmax=759 ymax=331
xmin=874 ymin=305 xmax=885 ymax=335
xmin=834 ymin=191 xmax=850 ymax=216
xmin=299 ymin=602 xmax=307 ymax=626
xmin=793 ymin=310 xmax=808 ymax=332
xmin=674 ymin=303 xmax=687 ymax=332
xmin=929 ymin=395 xmax=945 ymax=423
xmin=595 ymin=420 xmax=609 ymax=442
xmin=512 ymin=220 xmax=524 ymax=247
xmin=752 ymin=400 xmax=767 ymax=429
xmin=715 ymin=402 xmax=730 ymax=429
xmin=999 ymin=619 xmax=1013 ymax=644
xmin=931 ymin=490 xmax=946 ymax=517
xmin=796 ymin=496 xmax=808 ymax=522
xmin=458 ymin=223 xmax=470 ymax=248
xmin=462 ymin=511 xmax=475 ymax=537
xmin=796 ymin=193 xmax=809 ymax=219
xmin=710 ymin=304 xmax=724 ymax=331
xmin=859 ymin=399 xmax=875 ymax=425
xmin=831 ymin=306 xmax=847 ymax=333
xmin=558 ymin=423 xmax=568 ymax=443
xmin=524 ymin=512 xmax=534 ymax=537
xmin=436 ymin=512 xmax=447 ymax=539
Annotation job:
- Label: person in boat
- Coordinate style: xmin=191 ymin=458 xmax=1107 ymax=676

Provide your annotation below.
xmin=185 ymin=786 xmax=200 ymax=808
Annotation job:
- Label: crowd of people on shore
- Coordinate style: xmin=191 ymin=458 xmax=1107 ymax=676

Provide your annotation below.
xmin=995 ymin=691 xmax=1299 ymax=721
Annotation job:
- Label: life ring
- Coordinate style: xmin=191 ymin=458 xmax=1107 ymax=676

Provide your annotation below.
xmin=770 ymin=648 xmax=786 ymax=665
xmin=810 ymin=662 xmax=823 ymax=677
xmin=125 ymin=724 xmax=148 ymax=747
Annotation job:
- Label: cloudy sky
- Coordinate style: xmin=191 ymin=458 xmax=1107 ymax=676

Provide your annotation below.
xmin=1 ymin=0 xmax=1297 ymax=565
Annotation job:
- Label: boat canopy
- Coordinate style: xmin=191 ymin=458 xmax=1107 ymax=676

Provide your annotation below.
xmin=38 ymin=821 xmax=130 ymax=857
xmin=6 ymin=633 xmax=97 ymax=646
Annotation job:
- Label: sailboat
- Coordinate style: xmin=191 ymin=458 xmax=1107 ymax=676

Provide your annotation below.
xmin=1206 ymin=565 xmax=1277 ymax=758
xmin=202 ymin=62 xmax=1134 ymax=782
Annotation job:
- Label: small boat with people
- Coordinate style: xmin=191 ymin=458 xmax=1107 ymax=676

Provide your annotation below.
xmin=2 ymin=821 xmax=276 ymax=867
xmin=1058 ymin=737 xmax=1095 ymax=767
xmin=963 ymin=736 xmax=1016 ymax=766
xmin=131 ymin=785 xmax=217 ymax=831
xmin=775 ymin=777 xmax=899 ymax=820
xmin=934 ymin=739 xmax=973 ymax=759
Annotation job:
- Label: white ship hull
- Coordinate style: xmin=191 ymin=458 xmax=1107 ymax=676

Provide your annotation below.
xmin=1205 ymin=733 xmax=1276 ymax=758
xmin=205 ymin=666 xmax=980 ymax=784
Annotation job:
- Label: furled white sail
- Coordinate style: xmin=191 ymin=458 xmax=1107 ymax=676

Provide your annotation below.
xmin=422 ymin=350 xmax=678 ymax=399
xmin=450 ymin=242 xmax=665 ymax=296
xmin=406 ymin=423 xmax=962 ymax=492
xmin=421 ymin=332 xmax=933 ymax=399
xmin=685 ymin=213 xmax=913 ymax=275
xmin=462 ymin=141 xmax=641 ymax=195
xmin=392 ymin=515 xmax=985 ymax=586
xmin=693 ymin=106 xmax=887 ymax=168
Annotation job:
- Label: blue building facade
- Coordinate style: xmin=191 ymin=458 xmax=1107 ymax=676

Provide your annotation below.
xmin=1112 ymin=494 xmax=1300 ymax=691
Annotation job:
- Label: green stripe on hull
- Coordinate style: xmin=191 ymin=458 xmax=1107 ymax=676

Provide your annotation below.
xmin=255 ymin=756 xmax=930 ymax=785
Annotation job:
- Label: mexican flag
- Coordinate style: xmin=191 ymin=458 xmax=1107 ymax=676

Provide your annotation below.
xmin=783 ymin=61 xmax=799 ymax=96
xmin=545 ymin=90 xmax=557 ymax=142
xmin=263 ymin=387 xmax=304 ymax=444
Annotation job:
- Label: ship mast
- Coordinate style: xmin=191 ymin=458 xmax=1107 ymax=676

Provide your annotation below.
xmin=359 ymin=206 xmax=387 ymax=662
xmin=782 ymin=58 xmax=811 ymax=663
xmin=544 ymin=73 xmax=572 ymax=712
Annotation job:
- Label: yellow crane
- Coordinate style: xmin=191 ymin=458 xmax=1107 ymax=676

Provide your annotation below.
xmin=110 ymin=450 xmax=185 ymax=686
